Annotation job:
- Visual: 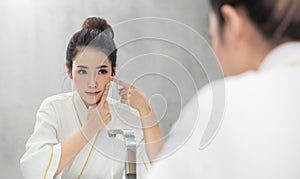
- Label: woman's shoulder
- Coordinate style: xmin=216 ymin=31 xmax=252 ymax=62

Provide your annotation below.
xmin=39 ymin=92 xmax=73 ymax=109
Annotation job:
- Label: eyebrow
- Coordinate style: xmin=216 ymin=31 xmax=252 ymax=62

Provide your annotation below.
xmin=76 ymin=65 xmax=108 ymax=69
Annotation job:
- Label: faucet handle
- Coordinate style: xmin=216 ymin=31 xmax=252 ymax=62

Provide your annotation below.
xmin=107 ymin=129 xmax=134 ymax=137
xmin=107 ymin=129 xmax=119 ymax=138
xmin=107 ymin=129 xmax=137 ymax=148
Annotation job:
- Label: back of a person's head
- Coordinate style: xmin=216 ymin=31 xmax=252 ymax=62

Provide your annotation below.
xmin=210 ymin=0 xmax=300 ymax=43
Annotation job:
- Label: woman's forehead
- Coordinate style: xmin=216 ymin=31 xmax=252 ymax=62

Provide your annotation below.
xmin=74 ymin=49 xmax=111 ymax=67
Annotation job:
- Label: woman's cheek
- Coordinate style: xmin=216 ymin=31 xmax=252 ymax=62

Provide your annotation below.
xmin=96 ymin=76 xmax=109 ymax=88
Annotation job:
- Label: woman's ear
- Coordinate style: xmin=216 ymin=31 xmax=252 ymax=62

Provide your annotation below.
xmin=65 ymin=64 xmax=73 ymax=80
xmin=220 ymin=5 xmax=245 ymax=41
xmin=112 ymin=64 xmax=117 ymax=77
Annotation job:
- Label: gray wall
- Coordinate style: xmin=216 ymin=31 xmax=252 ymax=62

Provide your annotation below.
xmin=0 ymin=0 xmax=220 ymax=178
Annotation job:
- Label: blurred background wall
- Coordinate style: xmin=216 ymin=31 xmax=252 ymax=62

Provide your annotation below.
xmin=0 ymin=0 xmax=221 ymax=178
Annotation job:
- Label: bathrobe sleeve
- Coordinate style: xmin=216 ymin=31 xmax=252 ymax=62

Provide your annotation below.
xmin=136 ymin=137 xmax=152 ymax=179
xmin=20 ymin=99 xmax=62 ymax=179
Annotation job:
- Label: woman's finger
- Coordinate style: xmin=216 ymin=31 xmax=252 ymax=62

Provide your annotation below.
xmin=103 ymin=115 xmax=112 ymax=124
xmin=104 ymin=113 xmax=111 ymax=120
xmin=111 ymin=77 xmax=131 ymax=88
xmin=99 ymin=83 xmax=110 ymax=107
xmin=103 ymin=101 xmax=109 ymax=109
xmin=120 ymin=94 xmax=129 ymax=100
xmin=120 ymin=99 xmax=129 ymax=104
xmin=119 ymin=89 xmax=129 ymax=96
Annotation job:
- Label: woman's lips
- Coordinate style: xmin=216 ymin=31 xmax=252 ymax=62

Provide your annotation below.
xmin=85 ymin=91 xmax=100 ymax=96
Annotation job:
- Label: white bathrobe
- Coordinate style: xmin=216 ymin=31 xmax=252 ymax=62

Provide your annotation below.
xmin=20 ymin=91 xmax=151 ymax=179
xmin=146 ymin=42 xmax=300 ymax=179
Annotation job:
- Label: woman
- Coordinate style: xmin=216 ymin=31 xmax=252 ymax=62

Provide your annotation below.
xmin=20 ymin=17 xmax=164 ymax=179
xmin=147 ymin=0 xmax=300 ymax=178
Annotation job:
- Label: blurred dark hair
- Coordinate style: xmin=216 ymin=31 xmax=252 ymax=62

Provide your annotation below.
xmin=66 ymin=17 xmax=117 ymax=75
xmin=210 ymin=0 xmax=300 ymax=42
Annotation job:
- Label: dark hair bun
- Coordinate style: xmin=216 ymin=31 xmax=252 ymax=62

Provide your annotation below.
xmin=82 ymin=17 xmax=114 ymax=39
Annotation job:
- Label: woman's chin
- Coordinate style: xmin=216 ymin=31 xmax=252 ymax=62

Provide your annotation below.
xmin=83 ymin=98 xmax=100 ymax=107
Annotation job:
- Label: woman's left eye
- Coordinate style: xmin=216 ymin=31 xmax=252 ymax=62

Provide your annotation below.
xmin=98 ymin=69 xmax=108 ymax=74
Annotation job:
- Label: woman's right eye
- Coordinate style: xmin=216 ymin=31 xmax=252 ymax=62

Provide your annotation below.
xmin=78 ymin=69 xmax=87 ymax=74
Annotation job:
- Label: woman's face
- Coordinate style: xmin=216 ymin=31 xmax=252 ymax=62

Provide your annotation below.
xmin=72 ymin=48 xmax=113 ymax=106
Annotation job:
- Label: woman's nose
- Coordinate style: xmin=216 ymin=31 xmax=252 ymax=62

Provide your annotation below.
xmin=88 ymin=74 xmax=97 ymax=88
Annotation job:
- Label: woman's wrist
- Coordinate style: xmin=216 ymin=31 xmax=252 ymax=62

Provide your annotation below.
xmin=81 ymin=120 xmax=100 ymax=140
xmin=138 ymin=105 xmax=152 ymax=118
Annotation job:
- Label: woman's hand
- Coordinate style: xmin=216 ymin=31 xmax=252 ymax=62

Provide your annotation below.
xmin=111 ymin=77 xmax=152 ymax=117
xmin=84 ymin=83 xmax=112 ymax=137
xmin=111 ymin=77 xmax=164 ymax=162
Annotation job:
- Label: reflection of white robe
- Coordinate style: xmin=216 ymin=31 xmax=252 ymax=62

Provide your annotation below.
xmin=20 ymin=91 xmax=151 ymax=179
xmin=147 ymin=42 xmax=300 ymax=179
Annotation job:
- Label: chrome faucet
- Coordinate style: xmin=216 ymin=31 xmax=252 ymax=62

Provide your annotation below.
xmin=108 ymin=129 xmax=137 ymax=179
